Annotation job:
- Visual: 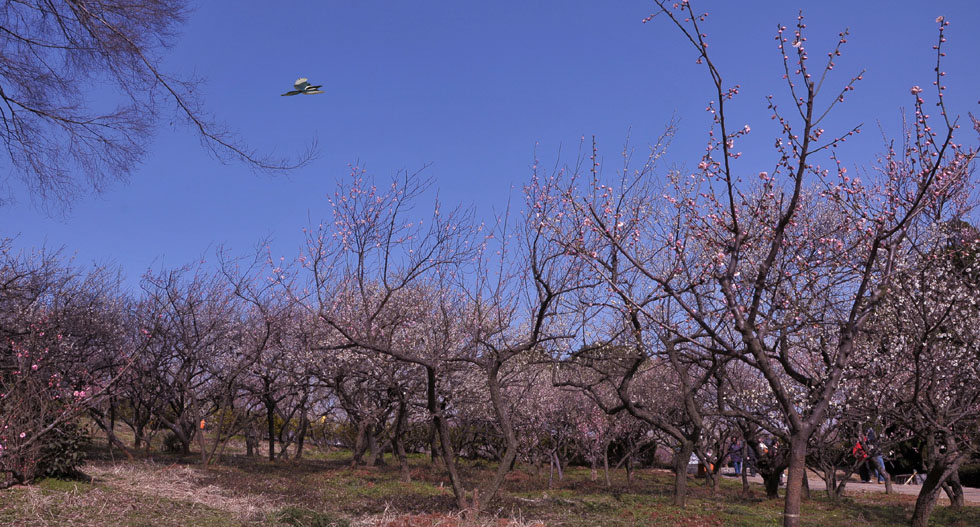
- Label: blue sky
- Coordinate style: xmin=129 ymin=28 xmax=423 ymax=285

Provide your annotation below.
xmin=3 ymin=1 xmax=978 ymax=289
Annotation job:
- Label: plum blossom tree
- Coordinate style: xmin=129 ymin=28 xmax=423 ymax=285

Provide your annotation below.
xmin=532 ymin=131 xmax=729 ymax=506
xmin=538 ymin=3 xmax=975 ymax=525
xmin=283 ymin=165 xmax=579 ymax=514
xmin=857 ymin=218 xmax=980 ymax=527
xmin=0 ymin=241 xmax=143 ymax=485
xmin=135 ymin=263 xmax=239 ymax=460
xmin=284 ymin=168 xmax=481 ymax=510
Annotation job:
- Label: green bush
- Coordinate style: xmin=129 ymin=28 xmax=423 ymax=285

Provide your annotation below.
xmin=37 ymin=421 xmax=91 ymax=479
xmin=162 ymin=432 xmax=184 ymax=453
xmin=959 ymin=463 xmax=980 ymax=488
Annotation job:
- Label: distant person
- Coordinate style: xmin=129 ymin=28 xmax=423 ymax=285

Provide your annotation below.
xmin=853 ymin=434 xmax=871 ymax=483
xmin=866 ymin=428 xmax=887 ymax=484
xmin=728 ymin=439 xmax=744 ymax=476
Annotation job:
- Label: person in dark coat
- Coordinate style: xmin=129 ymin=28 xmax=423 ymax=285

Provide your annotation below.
xmin=728 ymin=439 xmax=744 ymax=475
xmin=866 ymin=428 xmax=887 ymax=483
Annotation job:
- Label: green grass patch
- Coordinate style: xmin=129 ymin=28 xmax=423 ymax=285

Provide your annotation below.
xmin=37 ymin=476 xmax=93 ymax=494
xmin=273 ymin=506 xmax=350 ymax=527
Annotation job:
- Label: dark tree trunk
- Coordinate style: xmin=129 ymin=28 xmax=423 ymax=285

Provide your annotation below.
xmin=351 ymin=420 xmax=368 ymax=467
xmin=944 ymin=471 xmax=965 ymax=508
xmin=911 ymin=464 xmax=953 ymax=527
xmin=429 ymin=420 xmax=439 ymax=464
xmin=294 ymin=414 xmax=309 ymax=460
xmin=134 ymin=423 xmax=145 ymax=450
xmin=108 ymin=399 xmax=117 ymax=452
xmin=801 ymin=469 xmax=810 ymax=500
xmin=473 ymin=361 xmax=521 ymax=513
xmin=266 ymin=400 xmax=276 ymax=461
xmin=245 ymin=420 xmax=258 ymax=457
xmin=763 ymin=471 xmax=781 ymax=499
xmin=366 ymin=425 xmax=382 ymax=466
xmin=603 ymin=443 xmax=611 ymax=487
xmin=672 ymin=441 xmax=694 ymax=507
xmin=879 ymin=457 xmax=894 ymax=495
xmin=392 ymin=398 xmax=412 ymax=482
xmin=426 ymin=366 xmax=468 ymax=511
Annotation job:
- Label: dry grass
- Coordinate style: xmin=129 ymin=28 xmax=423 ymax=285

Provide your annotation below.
xmin=87 ymin=460 xmax=273 ymax=523
xmin=352 ymin=506 xmax=547 ymax=527
xmin=3 ymin=441 xmax=980 ymax=527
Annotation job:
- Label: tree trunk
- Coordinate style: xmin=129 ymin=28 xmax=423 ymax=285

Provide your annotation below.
xmin=820 ymin=467 xmax=838 ymax=501
xmin=392 ymin=398 xmax=412 ymax=482
xmin=801 ymin=469 xmax=810 ymax=500
xmin=428 ymin=420 xmax=439 ymax=464
xmin=672 ymin=442 xmax=693 ymax=507
xmin=351 ymin=420 xmax=368 ymax=467
xmin=552 ymin=450 xmax=565 ymax=481
xmin=603 ymin=444 xmax=611 ymax=487
xmin=108 ymin=399 xmax=116 ymax=451
xmin=366 ymin=425 xmax=382 ymax=466
xmin=548 ymin=455 xmax=555 ymax=490
xmin=294 ymin=414 xmax=308 ymax=460
xmin=245 ymin=420 xmax=257 ymax=457
xmin=872 ymin=454 xmax=893 ymax=494
xmin=266 ymin=400 xmax=276 ymax=462
xmin=781 ymin=435 xmax=808 ymax=527
xmin=944 ymin=471 xmax=965 ymax=508
xmin=707 ymin=461 xmax=720 ymax=493
xmin=911 ymin=451 xmax=966 ymax=527
xmin=911 ymin=465 xmax=950 ymax=527
xmin=88 ymin=410 xmax=136 ymax=460
xmin=473 ymin=362 xmax=521 ymax=514
xmin=134 ymin=424 xmax=144 ymax=450
xmin=763 ymin=471 xmax=781 ymax=499
xmin=426 ymin=366 xmax=469 ymax=511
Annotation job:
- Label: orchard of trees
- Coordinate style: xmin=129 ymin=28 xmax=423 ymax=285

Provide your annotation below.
xmin=1 ymin=2 xmax=979 ymax=527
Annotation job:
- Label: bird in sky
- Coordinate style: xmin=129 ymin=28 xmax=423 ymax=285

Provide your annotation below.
xmin=281 ymin=78 xmax=324 ymax=96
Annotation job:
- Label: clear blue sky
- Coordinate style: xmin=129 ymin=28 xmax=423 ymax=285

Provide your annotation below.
xmin=3 ymin=1 xmax=978 ymax=289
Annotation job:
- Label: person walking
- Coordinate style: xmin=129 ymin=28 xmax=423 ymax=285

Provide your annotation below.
xmin=728 ymin=439 xmax=744 ymax=476
xmin=853 ymin=433 xmax=872 ymax=483
xmin=865 ymin=428 xmax=887 ymax=484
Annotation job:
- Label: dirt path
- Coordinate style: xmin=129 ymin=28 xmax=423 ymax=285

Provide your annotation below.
xmin=732 ymin=472 xmax=980 ymax=505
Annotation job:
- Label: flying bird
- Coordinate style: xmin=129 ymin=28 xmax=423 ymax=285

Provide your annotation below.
xmin=281 ymin=78 xmax=324 ymax=96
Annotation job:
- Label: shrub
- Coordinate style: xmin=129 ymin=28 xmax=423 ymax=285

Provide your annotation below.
xmin=162 ymin=432 xmax=184 ymax=453
xmin=37 ymin=421 xmax=91 ymax=479
xmin=959 ymin=463 xmax=980 ymax=488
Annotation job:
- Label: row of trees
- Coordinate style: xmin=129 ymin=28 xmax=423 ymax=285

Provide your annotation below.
xmin=2 ymin=2 xmax=978 ymax=527
xmin=2 ymin=161 xmax=977 ymax=527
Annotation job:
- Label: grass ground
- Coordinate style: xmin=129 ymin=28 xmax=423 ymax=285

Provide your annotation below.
xmin=2 ymin=438 xmax=978 ymax=526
